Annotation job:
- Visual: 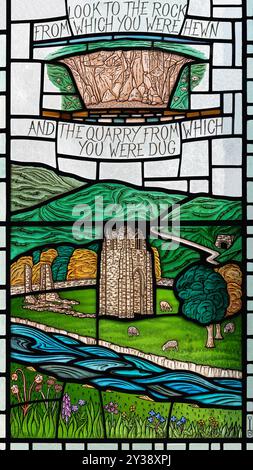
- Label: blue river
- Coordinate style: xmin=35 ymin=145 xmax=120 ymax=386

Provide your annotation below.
xmin=11 ymin=324 xmax=242 ymax=407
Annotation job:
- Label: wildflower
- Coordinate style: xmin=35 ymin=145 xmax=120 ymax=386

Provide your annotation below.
xmin=198 ymin=420 xmax=205 ymax=427
xmin=210 ymin=419 xmax=219 ymax=429
xmin=122 ymin=412 xmax=127 ymax=419
xmin=47 ymin=377 xmax=56 ymax=387
xmin=170 ymin=416 xmax=177 ymax=422
xmin=130 ymin=405 xmax=136 ymax=412
xmin=35 ymin=384 xmax=42 ymax=392
xmin=34 ymin=374 xmax=43 ymax=384
xmin=180 ymin=417 xmax=187 ymax=424
xmin=149 ymin=410 xmax=156 ymax=417
xmin=62 ymin=393 xmax=71 ymax=423
xmin=104 ymin=402 xmax=119 ymax=414
xmin=54 ymin=384 xmax=63 ymax=393
xmin=72 ymin=405 xmax=79 ymax=412
xmin=160 ymin=416 xmax=166 ymax=423
xmin=78 ymin=399 xmax=86 ymax=406
xmin=11 ymin=373 xmax=18 ymax=381
xmin=11 ymin=385 xmax=19 ymax=395
xmin=176 ymin=420 xmax=182 ymax=426
xmin=148 ymin=417 xmax=154 ymax=423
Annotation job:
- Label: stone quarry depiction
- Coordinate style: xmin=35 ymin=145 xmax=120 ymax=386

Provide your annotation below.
xmin=61 ymin=49 xmax=193 ymax=108
xmin=99 ymin=226 xmax=154 ymax=318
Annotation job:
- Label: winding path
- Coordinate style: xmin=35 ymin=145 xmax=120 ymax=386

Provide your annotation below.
xmin=150 ymin=228 xmax=220 ymax=265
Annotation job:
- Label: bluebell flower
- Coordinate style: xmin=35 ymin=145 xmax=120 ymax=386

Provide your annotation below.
xmin=180 ymin=416 xmax=186 ymax=424
xmin=176 ymin=420 xmax=182 ymax=426
xmin=156 ymin=413 xmax=162 ymax=420
xmin=170 ymin=416 xmax=177 ymax=422
xmin=149 ymin=410 xmax=156 ymax=417
xmin=148 ymin=417 xmax=154 ymax=423
xmin=160 ymin=417 xmax=166 ymax=423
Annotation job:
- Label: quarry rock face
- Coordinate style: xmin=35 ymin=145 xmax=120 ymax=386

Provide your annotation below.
xmin=61 ymin=50 xmax=193 ymax=109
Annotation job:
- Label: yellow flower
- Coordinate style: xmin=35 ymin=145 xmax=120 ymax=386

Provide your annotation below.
xmin=197 ymin=420 xmax=205 ymax=427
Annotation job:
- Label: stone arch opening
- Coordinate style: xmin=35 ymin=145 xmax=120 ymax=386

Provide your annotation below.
xmin=133 ymin=267 xmax=145 ymax=314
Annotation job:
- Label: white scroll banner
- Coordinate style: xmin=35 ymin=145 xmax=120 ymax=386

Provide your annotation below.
xmin=56 ymin=117 xmax=232 ymax=160
xmin=57 ymin=122 xmax=181 ymax=160
xmin=66 ymin=0 xmax=188 ymax=36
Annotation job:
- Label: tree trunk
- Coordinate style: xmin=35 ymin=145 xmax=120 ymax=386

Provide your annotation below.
xmin=215 ymin=323 xmax=223 ymax=340
xmin=205 ymin=324 xmax=215 ymax=348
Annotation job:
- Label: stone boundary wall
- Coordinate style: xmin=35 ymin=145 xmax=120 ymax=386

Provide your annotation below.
xmin=11 ymin=278 xmax=96 ymax=295
xmin=11 ymin=278 xmax=173 ymax=295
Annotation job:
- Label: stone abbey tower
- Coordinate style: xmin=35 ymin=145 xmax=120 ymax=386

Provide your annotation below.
xmin=99 ymin=226 xmax=154 ymax=319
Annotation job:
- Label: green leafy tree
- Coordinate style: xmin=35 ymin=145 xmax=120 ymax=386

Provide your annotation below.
xmin=175 ymin=264 xmax=229 ymax=348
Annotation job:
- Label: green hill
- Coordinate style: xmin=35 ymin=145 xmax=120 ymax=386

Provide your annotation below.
xmin=11 ymin=182 xmax=186 ymax=222
xmin=12 ymin=182 xmax=241 ymax=223
xmin=11 ymin=164 xmax=84 ymax=212
xmin=11 ymin=180 xmax=242 ymax=276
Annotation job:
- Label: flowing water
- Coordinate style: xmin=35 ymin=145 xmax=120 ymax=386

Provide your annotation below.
xmin=11 ymin=324 xmax=242 ymax=407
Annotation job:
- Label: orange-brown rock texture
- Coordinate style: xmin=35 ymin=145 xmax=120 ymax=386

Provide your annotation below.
xmin=67 ymin=249 xmax=97 ymax=280
xmin=11 ymin=256 xmax=33 ymax=286
xmin=11 ymin=248 xmax=98 ymax=286
xmin=151 ymin=247 xmax=162 ymax=281
xmin=32 ymin=249 xmax=58 ymax=284
xmin=61 ymin=50 xmax=193 ymax=109
xmin=215 ymin=263 xmax=242 ymax=317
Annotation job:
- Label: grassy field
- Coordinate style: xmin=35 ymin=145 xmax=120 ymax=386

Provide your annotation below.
xmin=60 ymin=288 xmax=97 ymax=314
xmin=11 ymin=296 xmax=97 ymax=337
xmin=99 ymin=315 xmax=242 ymax=369
xmin=12 ymin=293 xmax=242 ymax=369
xmin=59 ymin=288 xmax=179 ymax=315
xmin=156 ymin=289 xmax=179 ymax=314
xmin=10 ymin=368 xmax=242 ymax=439
xmin=169 ymin=402 xmax=241 ymax=438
